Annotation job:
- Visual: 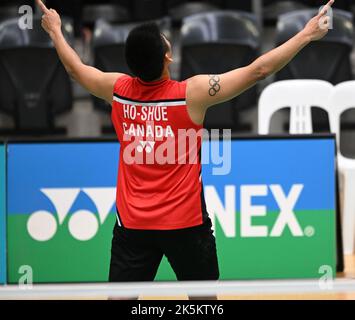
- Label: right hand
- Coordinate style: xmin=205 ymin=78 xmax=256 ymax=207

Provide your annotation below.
xmin=301 ymin=0 xmax=334 ymax=42
xmin=36 ymin=0 xmax=62 ymax=37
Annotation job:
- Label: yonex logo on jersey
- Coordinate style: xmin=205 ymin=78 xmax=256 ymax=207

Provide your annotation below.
xmin=205 ymin=184 xmax=314 ymax=238
xmin=27 ymin=188 xmax=116 ymax=242
xmin=137 ymin=141 xmax=156 ymax=153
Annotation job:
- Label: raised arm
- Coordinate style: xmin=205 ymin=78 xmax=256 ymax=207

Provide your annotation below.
xmin=186 ymin=0 xmax=334 ymax=125
xmin=36 ymin=0 xmax=125 ymax=104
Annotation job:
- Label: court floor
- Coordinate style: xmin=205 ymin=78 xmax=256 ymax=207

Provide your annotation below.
xmin=141 ymin=255 xmax=355 ymax=300
xmin=223 ymin=255 xmax=355 ymax=300
xmin=0 ymin=255 xmax=354 ymax=300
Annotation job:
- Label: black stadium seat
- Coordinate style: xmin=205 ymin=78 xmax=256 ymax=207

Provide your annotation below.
xmin=223 ymin=0 xmax=252 ymax=12
xmin=263 ymin=1 xmax=310 ymax=23
xmin=0 ymin=17 xmax=74 ymax=134
xmin=166 ymin=0 xmax=222 ymax=9
xmin=180 ymin=11 xmax=260 ymax=131
xmin=0 ymin=6 xmax=20 ymax=24
xmin=276 ymin=9 xmax=354 ymax=84
xmin=92 ymin=18 xmax=172 ymax=113
xmin=168 ymin=2 xmax=219 ymax=25
xmin=131 ymin=0 xmax=165 ymax=21
xmin=82 ymin=4 xmax=130 ymax=29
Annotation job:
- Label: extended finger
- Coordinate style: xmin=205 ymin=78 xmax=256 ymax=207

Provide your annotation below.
xmin=326 ymin=0 xmax=335 ymax=8
xmin=319 ymin=0 xmax=335 ymax=16
xmin=36 ymin=0 xmax=49 ymax=14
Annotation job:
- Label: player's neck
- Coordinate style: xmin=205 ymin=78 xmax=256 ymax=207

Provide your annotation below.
xmin=159 ymin=68 xmax=170 ymax=81
xmin=146 ymin=67 xmax=170 ymax=83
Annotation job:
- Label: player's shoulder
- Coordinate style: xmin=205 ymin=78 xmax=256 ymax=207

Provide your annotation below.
xmin=113 ymin=74 xmax=134 ymax=93
xmin=165 ymin=78 xmax=188 ymax=99
xmin=114 ymin=74 xmax=133 ymax=85
xmin=185 ymin=75 xmax=206 ymax=95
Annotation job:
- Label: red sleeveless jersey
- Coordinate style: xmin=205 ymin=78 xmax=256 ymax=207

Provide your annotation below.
xmin=111 ymin=75 xmax=208 ymax=230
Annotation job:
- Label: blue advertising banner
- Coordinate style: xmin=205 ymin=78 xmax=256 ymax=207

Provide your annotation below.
xmin=6 ymin=137 xmax=336 ymax=283
xmin=7 ymin=142 xmax=120 ymax=282
xmin=0 ymin=143 xmax=6 ymax=284
xmin=156 ymin=137 xmax=337 ymax=280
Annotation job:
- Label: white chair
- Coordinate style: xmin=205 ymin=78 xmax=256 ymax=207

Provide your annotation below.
xmin=329 ymin=81 xmax=355 ymax=254
xmin=258 ymin=80 xmax=334 ymax=134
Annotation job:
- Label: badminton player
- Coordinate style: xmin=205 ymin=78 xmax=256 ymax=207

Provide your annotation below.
xmin=36 ymin=0 xmax=334 ymax=298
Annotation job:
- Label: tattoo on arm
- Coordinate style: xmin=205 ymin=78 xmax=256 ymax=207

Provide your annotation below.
xmin=208 ymin=75 xmax=221 ymax=97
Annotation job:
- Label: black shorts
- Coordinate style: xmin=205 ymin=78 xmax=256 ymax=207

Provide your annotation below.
xmin=109 ymin=217 xmax=219 ymax=282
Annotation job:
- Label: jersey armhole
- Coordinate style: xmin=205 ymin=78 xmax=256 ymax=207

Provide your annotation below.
xmin=113 ymin=74 xmax=132 ymax=101
xmin=182 ymin=80 xmax=205 ymax=128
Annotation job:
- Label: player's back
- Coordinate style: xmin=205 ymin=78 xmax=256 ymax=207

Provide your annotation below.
xmin=111 ymin=75 xmax=209 ymax=230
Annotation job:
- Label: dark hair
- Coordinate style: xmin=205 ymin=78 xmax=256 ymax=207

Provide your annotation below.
xmin=125 ymin=23 xmax=169 ymax=82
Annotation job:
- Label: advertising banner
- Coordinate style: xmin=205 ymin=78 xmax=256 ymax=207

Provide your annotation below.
xmin=157 ymin=137 xmax=337 ymax=280
xmin=7 ymin=142 xmax=119 ymax=283
xmin=7 ymin=137 xmax=336 ymax=283
xmin=0 ymin=143 xmax=6 ymax=284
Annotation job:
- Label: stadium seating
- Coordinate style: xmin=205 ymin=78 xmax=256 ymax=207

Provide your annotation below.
xmin=258 ymin=80 xmax=333 ymax=134
xmin=276 ymin=9 xmax=354 ymax=131
xmin=180 ymin=11 xmax=260 ymax=131
xmin=276 ymin=9 xmax=354 ymax=84
xmin=0 ymin=6 xmax=20 ymax=24
xmin=223 ymin=0 xmax=252 ymax=12
xmin=131 ymin=0 xmax=165 ymax=21
xmin=82 ymin=4 xmax=130 ymax=29
xmin=263 ymin=0 xmax=310 ymax=23
xmin=168 ymin=2 xmax=219 ymax=25
xmin=0 ymin=17 xmax=74 ymax=133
